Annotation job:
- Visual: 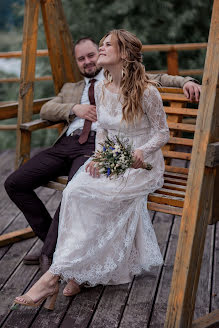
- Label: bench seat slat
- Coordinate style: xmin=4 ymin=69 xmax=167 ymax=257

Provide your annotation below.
xmin=163 ymin=150 xmax=191 ymax=160
xmin=156 ymin=188 xmax=186 ymax=198
xmin=161 ymin=93 xmax=190 ymax=103
xmin=44 ymin=181 xmax=65 ymax=191
xmin=168 ymin=122 xmax=196 ymax=132
xmin=163 ymin=182 xmax=186 ymax=191
xmin=168 ymin=137 xmax=193 ymax=147
xmin=147 ymin=202 xmax=183 ymax=216
xmin=164 ymin=171 xmax=188 ymax=180
xmin=164 ymin=107 xmax=198 ymax=116
xmin=148 ymin=193 xmax=184 ymax=207
xmin=164 ymin=177 xmax=187 ymax=186
xmin=165 ymin=165 xmax=189 ymax=175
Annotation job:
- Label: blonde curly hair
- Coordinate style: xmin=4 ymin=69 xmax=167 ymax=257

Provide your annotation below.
xmin=100 ymin=29 xmax=156 ymax=124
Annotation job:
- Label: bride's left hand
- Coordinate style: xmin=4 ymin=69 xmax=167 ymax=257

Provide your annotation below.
xmin=85 ymin=161 xmax=100 ymax=178
xmin=132 ymin=149 xmax=144 ymax=169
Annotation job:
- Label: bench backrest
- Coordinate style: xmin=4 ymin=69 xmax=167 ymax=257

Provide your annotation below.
xmin=148 ymin=87 xmax=198 ymax=215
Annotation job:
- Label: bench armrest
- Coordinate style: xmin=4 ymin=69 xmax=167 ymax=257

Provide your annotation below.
xmin=20 ymin=118 xmax=64 ymax=132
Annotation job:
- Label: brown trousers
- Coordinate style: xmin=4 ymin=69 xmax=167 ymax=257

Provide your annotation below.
xmin=5 ymin=134 xmax=95 ymax=258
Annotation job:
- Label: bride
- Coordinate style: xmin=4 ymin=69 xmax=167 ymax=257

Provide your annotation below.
xmin=13 ymin=29 xmax=169 ymax=310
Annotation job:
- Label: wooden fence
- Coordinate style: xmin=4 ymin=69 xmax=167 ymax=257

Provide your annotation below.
xmin=0 ymin=42 xmax=207 ymax=84
xmin=0 ymin=42 xmax=207 ymax=131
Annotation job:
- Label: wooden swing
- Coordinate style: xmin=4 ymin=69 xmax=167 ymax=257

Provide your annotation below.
xmin=0 ymin=0 xmax=219 ymax=326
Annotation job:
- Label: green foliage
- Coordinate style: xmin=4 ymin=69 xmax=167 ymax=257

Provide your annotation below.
xmin=62 ymin=0 xmax=212 ymax=44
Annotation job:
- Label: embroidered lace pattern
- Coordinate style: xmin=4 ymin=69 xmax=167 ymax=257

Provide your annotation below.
xmin=50 ymin=81 xmax=170 ymax=286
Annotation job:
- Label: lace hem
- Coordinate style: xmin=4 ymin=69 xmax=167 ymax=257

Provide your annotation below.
xmin=49 ymin=259 xmax=163 ymax=286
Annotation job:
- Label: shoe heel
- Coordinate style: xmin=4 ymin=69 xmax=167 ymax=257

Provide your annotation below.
xmin=44 ymin=292 xmax=58 ymax=310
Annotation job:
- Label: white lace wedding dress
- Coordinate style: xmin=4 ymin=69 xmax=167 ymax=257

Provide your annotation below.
xmin=49 ymin=81 xmax=170 ymax=286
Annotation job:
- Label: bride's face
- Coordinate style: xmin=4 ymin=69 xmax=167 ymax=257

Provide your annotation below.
xmin=97 ymin=34 xmax=121 ymax=68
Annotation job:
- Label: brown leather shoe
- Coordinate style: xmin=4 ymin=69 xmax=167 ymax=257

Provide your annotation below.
xmin=39 ymin=254 xmax=52 ymax=274
xmin=23 ymin=249 xmax=42 ymax=265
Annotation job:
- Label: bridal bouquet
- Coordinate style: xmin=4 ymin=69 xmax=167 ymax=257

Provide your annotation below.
xmin=93 ymin=136 xmax=152 ymax=178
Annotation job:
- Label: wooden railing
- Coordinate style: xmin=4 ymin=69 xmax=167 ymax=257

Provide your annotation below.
xmin=142 ymin=42 xmax=207 ymax=76
xmin=0 ymin=42 xmax=207 ymax=85
xmin=0 ymin=42 xmax=206 ymax=133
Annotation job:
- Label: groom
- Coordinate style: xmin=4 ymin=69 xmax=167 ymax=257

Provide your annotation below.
xmin=5 ymin=37 xmax=201 ymax=272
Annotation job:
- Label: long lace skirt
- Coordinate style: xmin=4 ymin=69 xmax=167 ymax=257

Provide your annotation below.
xmin=49 ymin=165 xmax=163 ymax=286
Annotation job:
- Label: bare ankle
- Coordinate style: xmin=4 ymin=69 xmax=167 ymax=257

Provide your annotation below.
xmin=41 ymin=271 xmax=59 ymax=287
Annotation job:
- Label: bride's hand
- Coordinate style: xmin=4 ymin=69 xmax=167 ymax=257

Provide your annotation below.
xmin=85 ymin=161 xmax=100 ymax=178
xmin=132 ymin=149 xmax=144 ymax=169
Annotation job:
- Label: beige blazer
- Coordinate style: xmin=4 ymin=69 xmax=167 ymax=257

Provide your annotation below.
xmin=40 ymin=73 xmax=194 ymax=143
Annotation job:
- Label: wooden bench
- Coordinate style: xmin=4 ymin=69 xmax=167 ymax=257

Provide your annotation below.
xmin=22 ymin=87 xmax=197 ymax=217
xmin=0 ymin=87 xmax=198 ymax=247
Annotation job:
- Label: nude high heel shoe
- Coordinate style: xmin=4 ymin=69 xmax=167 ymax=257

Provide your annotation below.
xmin=12 ymin=282 xmax=59 ymax=311
xmin=63 ymin=280 xmax=81 ymax=297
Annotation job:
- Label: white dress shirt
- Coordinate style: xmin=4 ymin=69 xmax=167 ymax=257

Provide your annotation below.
xmin=66 ymin=70 xmax=104 ymax=136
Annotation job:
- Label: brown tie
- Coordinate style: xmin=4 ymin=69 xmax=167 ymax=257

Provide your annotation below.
xmin=78 ymin=79 xmax=96 ymax=144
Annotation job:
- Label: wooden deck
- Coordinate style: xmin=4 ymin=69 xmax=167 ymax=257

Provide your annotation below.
xmin=0 ymin=149 xmax=218 ymax=328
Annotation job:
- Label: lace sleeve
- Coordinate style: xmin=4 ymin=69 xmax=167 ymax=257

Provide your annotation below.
xmin=95 ymin=124 xmax=108 ymax=152
xmin=138 ymin=86 xmax=169 ymax=158
xmin=95 ymin=81 xmax=108 ymax=152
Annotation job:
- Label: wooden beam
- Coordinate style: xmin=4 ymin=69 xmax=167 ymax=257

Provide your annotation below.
xmin=164 ymin=177 xmax=187 ymax=186
xmin=209 ymin=166 xmax=219 ymax=224
xmin=168 ymin=122 xmax=196 ymax=132
xmin=0 ymin=125 xmax=17 ymax=130
xmin=0 ymin=75 xmax=52 ymax=83
xmin=0 ymin=49 xmax=49 ymax=58
xmin=148 ymin=193 xmax=184 ymax=208
xmin=0 ymin=98 xmax=52 ymax=120
xmin=155 ymin=188 xmax=185 ymax=198
xmin=163 ymin=150 xmax=191 ymax=160
xmin=147 ymin=202 xmax=183 ymax=216
xmin=168 ymin=137 xmax=193 ymax=147
xmin=205 ymin=142 xmax=219 ymax=167
xmin=20 ymin=118 xmax=63 ymax=131
xmin=165 ymin=165 xmax=189 ymax=175
xmin=0 ymin=227 xmax=35 ymax=247
xmin=164 ymin=0 xmax=219 ymax=326
xmin=164 ymin=171 xmax=188 ymax=180
xmin=158 ymin=87 xmax=184 ymax=94
xmin=164 ymin=107 xmax=198 ymax=117
xmin=192 ymin=310 xmax=219 ymax=328
xmin=15 ymin=0 xmax=40 ymax=168
xmin=40 ymin=0 xmax=81 ymax=94
xmin=142 ymin=43 xmax=207 ymax=52
xmin=167 ymin=49 xmax=179 ymax=75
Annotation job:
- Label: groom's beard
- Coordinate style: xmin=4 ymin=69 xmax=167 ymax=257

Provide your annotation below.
xmin=81 ymin=67 xmax=102 ymax=78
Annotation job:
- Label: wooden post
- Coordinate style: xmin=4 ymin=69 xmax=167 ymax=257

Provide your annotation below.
xmin=165 ymin=0 xmax=219 ymax=327
xmin=167 ymin=49 xmax=179 ymax=75
xmin=15 ymin=0 xmax=40 ymax=168
xmin=40 ymin=0 xmax=81 ymax=94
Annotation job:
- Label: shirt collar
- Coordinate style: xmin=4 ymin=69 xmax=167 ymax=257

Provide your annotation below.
xmin=84 ymin=69 xmax=104 ymax=85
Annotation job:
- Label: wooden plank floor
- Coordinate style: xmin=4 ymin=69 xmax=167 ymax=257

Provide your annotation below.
xmin=0 ymin=149 xmax=218 ymax=328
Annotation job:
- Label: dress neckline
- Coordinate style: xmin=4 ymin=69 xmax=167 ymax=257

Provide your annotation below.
xmin=103 ymin=83 xmax=120 ymax=96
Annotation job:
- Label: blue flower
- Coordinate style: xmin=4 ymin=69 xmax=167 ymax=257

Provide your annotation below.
xmin=103 ymin=146 xmax=106 ymax=151
xmin=109 ymin=147 xmax=115 ymax=150
xmin=107 ymin=168 xmax=111 ymax=176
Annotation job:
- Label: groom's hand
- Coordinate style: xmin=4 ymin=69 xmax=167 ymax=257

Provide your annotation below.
xmin=86 ymin=161 xmax=100 ymax=178
xmin=72 ymin=104 xmax=97 ymax=122
xmin=183 ymin=81 xmax=201 ymax=102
